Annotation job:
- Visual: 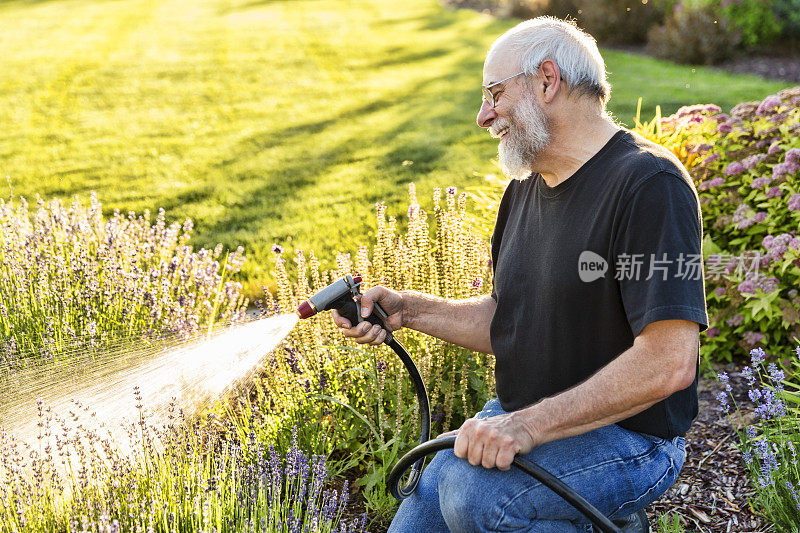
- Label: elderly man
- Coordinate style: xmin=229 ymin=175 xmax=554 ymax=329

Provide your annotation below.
xmin=334 ymin=16 xmax=708 ymax=532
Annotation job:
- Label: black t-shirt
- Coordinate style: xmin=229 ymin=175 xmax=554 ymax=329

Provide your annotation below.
xmin=489 ymin=129 xmax=709 ymax=439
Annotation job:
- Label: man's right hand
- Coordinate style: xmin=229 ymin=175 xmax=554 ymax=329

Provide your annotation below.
xmin=331 ymin=285 xmax=404 ymax=345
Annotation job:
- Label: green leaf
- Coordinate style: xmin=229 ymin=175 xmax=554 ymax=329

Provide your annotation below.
xmin=310 ymin=393 xmax=382 ymax=444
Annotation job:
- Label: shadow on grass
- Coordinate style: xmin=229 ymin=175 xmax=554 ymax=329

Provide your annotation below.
xmin=180 ymin=60 xmax=485 ymax=253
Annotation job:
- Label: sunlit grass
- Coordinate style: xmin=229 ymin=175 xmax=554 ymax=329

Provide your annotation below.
xmin=0 ymin=0 xmax=790 ymax=298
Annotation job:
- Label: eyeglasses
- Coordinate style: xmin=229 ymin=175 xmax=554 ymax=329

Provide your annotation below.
xmin=482 ymin=71 xmax=525 ymax=108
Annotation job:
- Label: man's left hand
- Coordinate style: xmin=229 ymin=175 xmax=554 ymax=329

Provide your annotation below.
xmin=442 ymin=412 xmax=538 ymax=471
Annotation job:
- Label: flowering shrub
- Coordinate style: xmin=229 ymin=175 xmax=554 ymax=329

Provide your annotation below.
xmin=0 ymin=394 xmax=366 ymax=532
xmin=689 ymin=87 xmax=800 ymax=363
xmin=0 ymin=194 xmax=248 ymax=371
xmin=717 ymin=346 xmax=800 ymax=529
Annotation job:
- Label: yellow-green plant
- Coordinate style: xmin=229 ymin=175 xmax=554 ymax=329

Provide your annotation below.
xmin=631 ymin=97 xmax=720 ymax=170
xmin=236 ymin=184 xmax=495 ymax=522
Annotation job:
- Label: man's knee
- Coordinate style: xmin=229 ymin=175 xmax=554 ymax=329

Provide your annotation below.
xmin=438 ymin=458 xmax=509 ymax=531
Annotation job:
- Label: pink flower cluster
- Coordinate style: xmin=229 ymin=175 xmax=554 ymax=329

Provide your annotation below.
xmin=789 ymin=193 xmax=800 ymax=212
xmin=741 ymin=153 xmax=768 ymax=170
xmin=762 ymin=233 xmax=800 ymax=263
xmin=751 ymin=177 xmax=772 ymax=189
xmin=698 ymin=177 xmax=724 ymax=190
xmin=726 ymin=314 xmax=745 ymax=327
xmin=725 ymin=161 xmax=744 ymax=176
xmin=743 ymin=331 xmax=765 ymax=346
xmin=768 ymin=142 xmax=784 ymax=155
xmin=756 ymin=94 xmax=783 ymax=116
xmin=772 ymin=161 xmax=799 ymax=180
xmin=732 ymin=204 xmax=766 ymax=229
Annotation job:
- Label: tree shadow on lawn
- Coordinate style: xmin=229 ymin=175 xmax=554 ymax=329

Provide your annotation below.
xmin=180 ymin=61 xmax=486 ymax=254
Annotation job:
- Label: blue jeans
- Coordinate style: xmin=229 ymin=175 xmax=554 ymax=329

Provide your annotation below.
xmin=388 ymin=398 xmax=685 ymax=532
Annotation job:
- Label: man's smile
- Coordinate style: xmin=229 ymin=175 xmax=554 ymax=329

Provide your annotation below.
xmin=491 ymin=126 xmax=509 ymax=139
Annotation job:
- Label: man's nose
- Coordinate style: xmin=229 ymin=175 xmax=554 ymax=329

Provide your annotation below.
xmin=476 ymin=100 xmax=497 ymax=129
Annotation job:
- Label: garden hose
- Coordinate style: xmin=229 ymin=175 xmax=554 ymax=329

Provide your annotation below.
xmin=297 ymin=275 xmax=621 ymax=533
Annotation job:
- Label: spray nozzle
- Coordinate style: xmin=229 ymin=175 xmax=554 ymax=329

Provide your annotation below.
xmin=296 ymin=274 xmax=392 ymax=343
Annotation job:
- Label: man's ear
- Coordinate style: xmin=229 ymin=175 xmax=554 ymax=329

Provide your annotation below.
xmin=538 ymin=60 xmax=561 ymax=103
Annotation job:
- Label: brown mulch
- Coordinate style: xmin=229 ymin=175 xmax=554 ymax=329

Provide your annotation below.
xmin=648 ymin=365 xmax=767 ymax=532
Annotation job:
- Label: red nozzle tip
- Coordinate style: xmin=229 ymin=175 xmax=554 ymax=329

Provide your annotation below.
xmin=297 ymin=301 xmax=315 ymax=319
xmin=353 ymin=276 xmax=362 ymax=284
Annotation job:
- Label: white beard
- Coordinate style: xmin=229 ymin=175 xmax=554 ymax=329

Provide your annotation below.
xmin=493 ymin=96 xmax=551 ymax=181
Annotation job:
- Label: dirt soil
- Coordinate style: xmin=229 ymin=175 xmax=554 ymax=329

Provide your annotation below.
xmin=648 ymin=365 xmax=767 ymax=532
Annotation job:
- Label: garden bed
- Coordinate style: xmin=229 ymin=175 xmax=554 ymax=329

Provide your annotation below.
xmin=650 ymin=366 xmax=765 ymax=532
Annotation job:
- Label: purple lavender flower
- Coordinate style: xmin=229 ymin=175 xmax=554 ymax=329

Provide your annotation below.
xmin=716 ymin=391 xmax=730 ymax=413
xmin=271 ymin=243 xmax=284 ymax=254
xmin=786 ymin=481 xmax=800 ymax=511
xmin=471 ymin=278 xmax=483 ymax=288
xmin=749 ymin=388 xmax=763 ymax=402
xmin=742 ymin=366 xmax=756 ymax=387
xmin=751 ymin=347 xmax=767 ymax=365
xmin=767 ymin=363 xmax=784 ymax=386
xmin=754 ymin=387 xmax=787 ymax=420
xmin=446 ymin=186 xmax=457 ymax=195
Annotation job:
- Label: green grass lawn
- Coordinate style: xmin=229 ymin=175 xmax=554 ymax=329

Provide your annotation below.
xmin=0 ymin=0 xmax=791 ymax=297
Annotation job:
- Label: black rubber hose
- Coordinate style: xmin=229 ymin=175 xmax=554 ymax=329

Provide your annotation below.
xmin=384 ymin=339 xmax=621 ymax=533
xmin=385 ymin=337 xmax=430 ymax=497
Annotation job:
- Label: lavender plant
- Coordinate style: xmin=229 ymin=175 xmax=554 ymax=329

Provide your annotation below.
xmin=0 ymin=194 xmax=248 ymax=372
xmin=0 ymin=393 xmax=367 ymax=533
xmin=717 ymin=346 xmax=800 ymax=529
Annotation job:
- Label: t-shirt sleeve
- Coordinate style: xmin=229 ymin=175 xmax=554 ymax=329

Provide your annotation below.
xmin=612 ymin=172 xmax=709 ymax=338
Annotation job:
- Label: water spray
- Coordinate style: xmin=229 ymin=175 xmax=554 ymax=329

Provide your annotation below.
xmin=297 ymin=275 xmax=625 ymax=533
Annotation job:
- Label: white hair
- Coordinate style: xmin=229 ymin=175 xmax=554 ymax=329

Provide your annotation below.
xmin=488 ymin=17 xmax=611 ymax=106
